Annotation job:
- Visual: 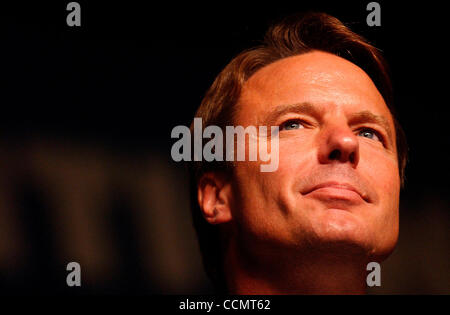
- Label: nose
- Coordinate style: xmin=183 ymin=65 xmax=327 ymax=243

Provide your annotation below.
xmin=318 ymin=124 xmax=360 ymax=167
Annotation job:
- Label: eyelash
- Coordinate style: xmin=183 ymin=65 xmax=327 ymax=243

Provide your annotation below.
xmin=279 ymin=119 xmax=387 ymax=147
xmin=357 ymin=128 xmax=386 ymax=146
xmin=279 ymin=119 xmax=307 ymax=130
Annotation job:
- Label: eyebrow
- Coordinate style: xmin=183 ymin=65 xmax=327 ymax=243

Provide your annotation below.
xmin=261 ymin=102 xmax=394 ymax=143
xmin=261 ymin=102 xmax=320 ymax=126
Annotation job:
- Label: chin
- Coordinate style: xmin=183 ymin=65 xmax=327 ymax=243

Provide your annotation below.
xmin=310 ymin=209 xmax=376 ymax=255
xmin=367 ymin=233 xmax=399 ymax=262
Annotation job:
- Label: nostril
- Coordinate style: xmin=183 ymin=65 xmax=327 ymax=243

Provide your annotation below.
xmin=329 ymin=149 xmax=341 ymax=160
xmin=349 ymin=152 xmax=355 ymax=164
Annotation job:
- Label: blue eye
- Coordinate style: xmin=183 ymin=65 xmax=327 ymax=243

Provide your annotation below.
xmin=281 ymin=120 xmax=304 ymax=131
xmin=358 ymin=129 xmax=382 ymax=142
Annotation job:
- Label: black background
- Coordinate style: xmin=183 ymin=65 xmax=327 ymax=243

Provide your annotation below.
xmin=0 ymin=1 xmax=448 ymax=294
xmin=2 ymin=1 xmax=449 ymax=192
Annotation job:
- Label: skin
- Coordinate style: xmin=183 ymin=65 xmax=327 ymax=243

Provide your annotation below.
xmin=198 ymin=51 xmax=400 ymax=294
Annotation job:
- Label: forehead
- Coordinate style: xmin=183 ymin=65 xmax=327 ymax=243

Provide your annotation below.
xmin=237 ymin=51 xmax=393 ymax=125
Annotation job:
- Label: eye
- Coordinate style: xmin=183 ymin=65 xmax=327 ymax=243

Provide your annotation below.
xmin=358 ymin=128 xmax=382 ymax=143
xmin=280 ymin=119 xmax=305 ymax=131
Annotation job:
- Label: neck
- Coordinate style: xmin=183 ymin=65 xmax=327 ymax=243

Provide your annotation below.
xmin=224 ymin=239 xmax=368 ymax=294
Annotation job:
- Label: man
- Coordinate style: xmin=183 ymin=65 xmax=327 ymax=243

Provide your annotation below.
xmin=188 ymin=12 xmax=407 ymax=294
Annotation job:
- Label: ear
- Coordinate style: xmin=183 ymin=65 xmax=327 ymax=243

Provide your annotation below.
xmin=197 ymin=172 xmax=233 ymax=225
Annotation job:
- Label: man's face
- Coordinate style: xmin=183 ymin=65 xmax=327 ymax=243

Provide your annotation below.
xmin=230 ymin=51 xmax=400 ymax=261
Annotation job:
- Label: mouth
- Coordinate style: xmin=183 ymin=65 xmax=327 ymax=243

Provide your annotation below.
xmin=303 ymin=181 xmax=370 ymax=203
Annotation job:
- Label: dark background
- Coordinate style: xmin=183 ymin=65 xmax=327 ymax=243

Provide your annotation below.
xmin=0 ymin=1 xmax=448 ymax=294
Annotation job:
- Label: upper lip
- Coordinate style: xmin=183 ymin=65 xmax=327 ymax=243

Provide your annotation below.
xmin=304 ymin=181 xmax=369 ymax=202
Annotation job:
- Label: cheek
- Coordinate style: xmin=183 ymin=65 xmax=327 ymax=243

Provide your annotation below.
xmin=249 ymin=139 xmax=319 ymax=222
xmin=232 ymin=161 xmax=282 ymax=221
xmin=231 ymin=143 xmax=312 ymax=237
xmin=276 ymin=136 xmax=318 ymax=190
xmin=361 ymin=146 xmax=400 ymax=223
xmin=236 ymin=135 xmax=314 ymax=195
xmin=359 ymin=147 xmax=400 ymax=249
xmin=360 ymin=146 xmax=400 ymax=198
xmin=231 ymin=165 xmax=291 ymax=245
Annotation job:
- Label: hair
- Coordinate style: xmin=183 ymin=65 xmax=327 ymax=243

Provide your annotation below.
xmin=188 ymin=12 xmax=407 ymax=292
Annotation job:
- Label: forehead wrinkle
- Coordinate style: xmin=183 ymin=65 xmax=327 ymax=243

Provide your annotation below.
xmin=238 ymin=52 xmax=390 ymax=129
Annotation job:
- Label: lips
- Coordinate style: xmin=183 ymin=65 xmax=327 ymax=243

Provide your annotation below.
xmin=303 ymin=181 xmax=369 ymax=203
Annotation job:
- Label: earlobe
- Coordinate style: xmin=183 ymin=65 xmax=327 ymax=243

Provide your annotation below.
xmin=197 ymin=172 xmax=233 ymax=225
